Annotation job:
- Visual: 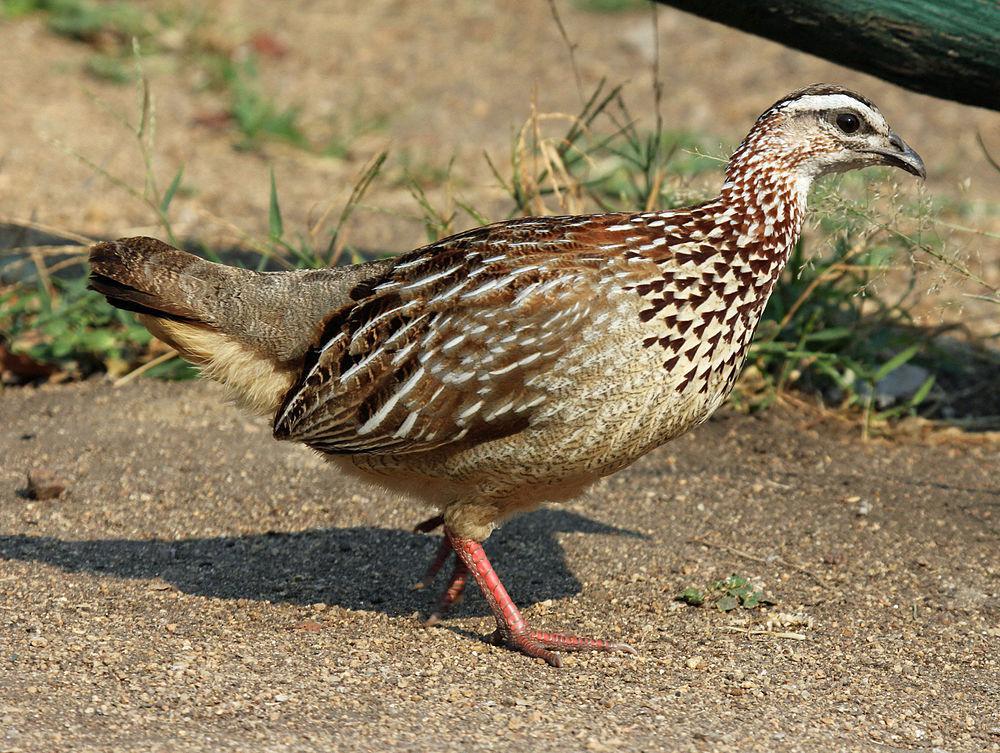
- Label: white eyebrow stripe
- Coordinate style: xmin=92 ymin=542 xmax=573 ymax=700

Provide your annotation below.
xmin=778 ymin=93 xmax=886 ymax=129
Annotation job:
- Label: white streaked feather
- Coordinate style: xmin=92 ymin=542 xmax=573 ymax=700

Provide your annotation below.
xmin=457 ymin=400 xmax=483 ymax=421
xmin=442 ymin=334 xmax=466 ymax=351
xmin=355 ymin=365 xmax=426 ymax=436
xmin=339 ymin=349 xmax=383 ymax=384
xmin=402 ymin=263 xmax=463 ymax=291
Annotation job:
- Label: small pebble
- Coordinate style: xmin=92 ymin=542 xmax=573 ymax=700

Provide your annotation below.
xmin=25 ymin=469 xmax=66 ymax=500
xmin=290 ymin=620 xmax=324 ymax=632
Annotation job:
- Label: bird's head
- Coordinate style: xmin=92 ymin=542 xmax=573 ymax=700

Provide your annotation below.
xmin=727 ymin=84 xmax=926 ymax=187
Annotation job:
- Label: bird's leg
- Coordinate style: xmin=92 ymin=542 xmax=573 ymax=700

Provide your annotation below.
xmin=445 ymin=528 xmax=636 ymax=667
xmin=423 ymin=556 xmax=470 ymax=626
xmin=413 ymin=514 xmax=470 ymax=625
xmin=414 ymin=536 xmax=452 ymax=590
xmin=413 ymin=514 xmax=464 ymax=596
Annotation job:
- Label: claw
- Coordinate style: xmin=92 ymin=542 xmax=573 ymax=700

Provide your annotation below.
xmin=412 ymin=518 xmax=636 ymax=665
xmin=446 ymin=529 xmax=637 ymax=666
xmin=487 ymin=628 xmax=635 ymax=667
xmin=489 ymin=628 xmax=562 ymax=667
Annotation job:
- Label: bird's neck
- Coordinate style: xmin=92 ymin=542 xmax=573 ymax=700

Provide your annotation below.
xmin=715 ymin=136 xmax=814 ymax=260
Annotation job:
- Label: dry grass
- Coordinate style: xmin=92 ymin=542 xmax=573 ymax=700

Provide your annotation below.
xmin=1 ymin=8 xmax=997 ymax=431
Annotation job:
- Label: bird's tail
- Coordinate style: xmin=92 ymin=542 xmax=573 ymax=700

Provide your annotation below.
xmin=89 ymin=236 xmax=229 ymax=326
xmin=89 ymin=236 xmax=297 ymax=414
xmin=89 ymin=236 xmax=384 ymax=415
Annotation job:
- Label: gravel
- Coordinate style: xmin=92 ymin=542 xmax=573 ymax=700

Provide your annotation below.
xmin=1 ymin=379 xmax=997 ymax=752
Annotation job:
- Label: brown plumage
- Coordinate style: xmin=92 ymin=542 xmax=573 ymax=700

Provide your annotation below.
xmin=89 ymin=84 xmax=924 ymax=666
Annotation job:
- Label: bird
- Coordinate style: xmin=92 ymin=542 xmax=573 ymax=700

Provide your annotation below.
xmin=89 ymin=84 xmax=925 ymax=667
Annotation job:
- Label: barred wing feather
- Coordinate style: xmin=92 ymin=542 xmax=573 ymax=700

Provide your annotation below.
xmin=272 ymin=217 xmax=643 ymax=455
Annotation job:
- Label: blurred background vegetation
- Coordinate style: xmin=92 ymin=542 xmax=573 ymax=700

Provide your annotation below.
xmin=1 ymin=0 xmax=998 ymax=432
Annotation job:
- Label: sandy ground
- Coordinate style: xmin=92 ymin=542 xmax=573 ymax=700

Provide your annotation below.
xmin=0 ymin=379 xmax=998 ymax=752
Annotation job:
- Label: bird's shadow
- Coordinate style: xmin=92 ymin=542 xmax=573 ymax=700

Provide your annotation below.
xmin=0 ymin=509 xmax=643 ymax=618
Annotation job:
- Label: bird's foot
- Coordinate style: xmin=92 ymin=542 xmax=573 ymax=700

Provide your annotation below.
xmin=417 ymin=523 xmax=638 ymax=665
xmin=445 ymin=528 xmax=637 ymax=667
xmin=488 ymin=627 xmax=637 ymax=668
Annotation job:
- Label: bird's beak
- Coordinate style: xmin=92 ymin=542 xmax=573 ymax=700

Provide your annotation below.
xmin=872 ymin=132 xmax=926 ymax=179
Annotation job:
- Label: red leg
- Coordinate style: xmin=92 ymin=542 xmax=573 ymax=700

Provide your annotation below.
xmin=413 ymin=536 xmax=452 ymax=590
xmin=413 ymin=518 xmax=469 ymax=624
xmin=423 ymin=557 xmax=470 ymax=626
xmin=446 ymin=528 xmax=636 ymax=667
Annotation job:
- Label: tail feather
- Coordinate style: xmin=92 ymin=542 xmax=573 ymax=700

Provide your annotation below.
xmin=88 ymin=274 xmax=204 ymax=323
xmin=89 ymin=236 xmax=292 ymax=413
xmin=88 ymin=235 xmax=393 ymax=416
xmin=88 ymin=237 xmax=219 ymax=325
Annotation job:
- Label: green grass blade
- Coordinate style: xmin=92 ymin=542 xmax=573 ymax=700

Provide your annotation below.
xmin=908 ymin=375 xmax=936 ymax=408
xmin=455 ymin=198 xmax=491 ymax=227
xmin=159 ymin=165 xmax=184 ymax=214
xmin=802 ymin=327 xmax=854 ymax=342
xmin=268 ymin=168 xmax=284 ymax=241
xmin=873 ymin=344 xmax=920 ymax=382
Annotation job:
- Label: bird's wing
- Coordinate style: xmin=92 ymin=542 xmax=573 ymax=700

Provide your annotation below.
xmin=273 ymin=215 xmax=657 ymax=455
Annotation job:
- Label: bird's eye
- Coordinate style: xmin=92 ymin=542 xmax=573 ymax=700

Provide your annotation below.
xmin=835 ymin=112 xmax=861 ymax=134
